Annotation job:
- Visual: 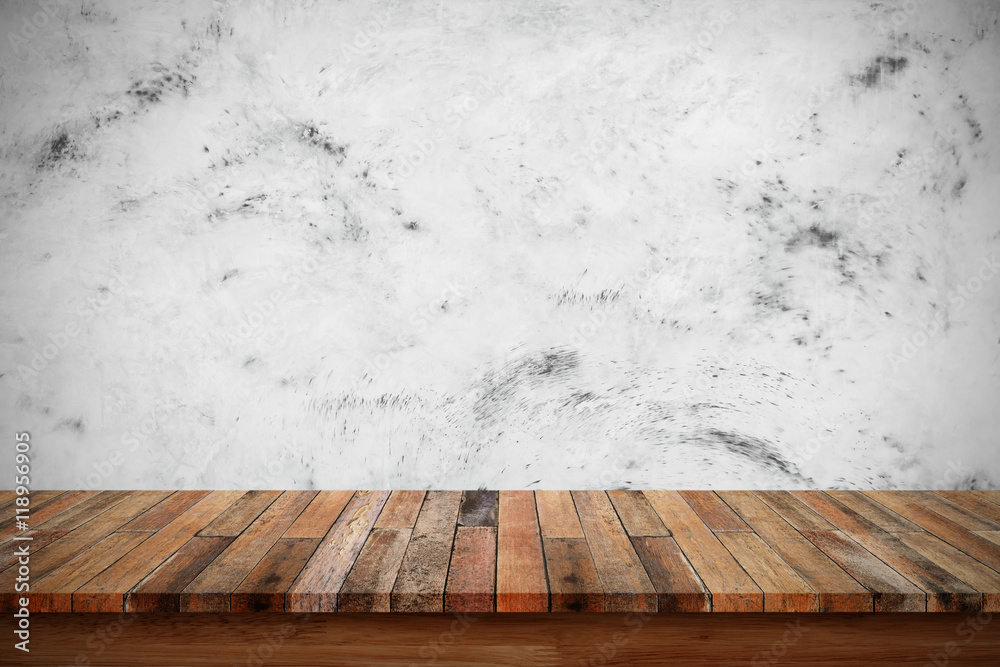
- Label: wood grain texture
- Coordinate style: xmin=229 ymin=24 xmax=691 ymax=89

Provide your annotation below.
xmin=446 ymin=526 xmax=497 ymax=613
xmin=232 ymin=538 xmax=321 ymax=612
xmin=879 ymin=491 xmax=1000 ymax=531
xmin=534 ymin=490 xmax=584 ymax=539
xmin=897 ymin=531 xmax=1000 ymax=612
xmin=497 ymin=490 xmax=548 ymax=612
xmin=339 ymin=529 xmax=412 ymax=612
xmin=0 ymin=491 xmax=97 ymax=543
xmin=391 ymin=490 xmax=462 ymax=612
xmin=936 ymin=491 xmax=1000 ymax=525
xmin=286 ymin=490 xmax=391 ymax=612
xmin=572 ymin=491 xmax=656 ymax=612
xmin=120 ymin=491 xmax=211 ymax=532
xmin=630 ymin=536 xmax=711 ymax=612
xmin=543 ymin=537 xmax=603 ymax=612
xmin=372 ymin=490 xmax=425 ymax=530
xmin=978 ymin=531 xmax=1000 ymax=546
xmin=284 ymin=490 xmax=356 ymax=538
xmin=717 ymin=531 xmax=818 ymax=612
xmin=35 ymin=490 xmax=134 ymax=531
xmin=644 ymin=491 xmax=763 ymax=612
xmin=678 ymin=490 xmax=752 ymax=532
xmin=756 ymin=491 xmax=835 ymax=531
xmin=824 ymin=490 xmax=920 ymax=532
xmin=0 ymin=530 xmax=67 ymax=571
xmin=458 ymin=490 xmax=499 ymax=527
xmin=126 ymin=537 xmax=233 ymax=612
xmin=607 ymin=490 xmax=670 ymax=536
xmin=197 ymin=490 xmax=282 ymax=537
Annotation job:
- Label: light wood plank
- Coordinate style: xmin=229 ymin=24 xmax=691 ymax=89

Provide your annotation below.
xmin=607 ymin=490 xmax=670 ymax=537
xmin=937 ymin=491 xmax=1000 ymax=525
xmin=232 ymin=538 xmax=321 ymax=612
xmin=446 ymin=526 xmax=497 ymax=613
xmin=284 ymin=490 xmax=356 ymax=538
xmin=882 ymin=491 xmax=1000 ymax=531
xmin=339 ymin=529 xmax=412 ymax=612
xmin=497 ymin=490 xmax=548 ymax=612
xmin=717 ymin=531 xmax=818 ymax=612
xmin=543 ymin=537 xmax=603 ymax=612
xmin=825 ymin=491 xmax=920 ymax=532
xmin=126 ymin=537 xmax=233 ymax=612
xmin=372 ymin=490 xmax=425 ymax=530
xmin=678 ymin=491 xmax=752 ymax=532
xmin=631 ymin=536 xmax=711 ymax=612
xmin=756 ymin=491 xmax=835 ymax=531
xmin=391 ymin=491 xmax=462 ymax=612
xmin=197 ymin=490 xmax=281 ymax=537
xmin=534 ymin=490 xmax=584 ymax=539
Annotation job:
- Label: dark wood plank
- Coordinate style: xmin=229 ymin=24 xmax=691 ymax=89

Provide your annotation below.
xmin=882 ymin=491 xmax=1000 ymax=531
xmin=497 ymin=490 xmax=548 ymax=612
xmin=0 ymin=490 xmax=62 ymax=516
xmin=372 ymin=490 xmax=425 ymax=530
xmin=197 ymin=490 xmax=282 ymax=537
xmin=339 ymin=529 xmax=412 ymax=612
xmin=0 ymin=530 xmax=67 ymax=571
xmin=718 ymin=491 xmax=870 ymax=612
xmin=391 ymin=490 xmax=462 ymax=612
xmin=446 ymin=526 xmax=497 ymax=613
xmin=572 ymin=491 xmax=656 ymax=612
xmin=678 ymin=490 xmax=752 ymax=532
xmin=756 ymin=491 xmax=835 ymax=531
xmin=0 ymin=491 xmax=96 ymax=542
xmin=717 ymin=531 xmax=818 ymax=612
xmin=937 ymin=491 xmax=1000 ymax=525
xmin=644 ymin=491 xmax=763 ymax=612
xmin=631 ymin=536 xmax=711 ymax=612
xmin=284 ymin=490 xmax=356 ymax=538
xmin=800 ymin=529 xmax=925 ymax=613
xmin=232 ymin=538 xmax=321 ymax=612
xmin=181 ymin=491 xmax=317 ymax=612
xmin=792 ymin=491 xmax=982 ymax=612
xmin=126 ymin=537 xmax=234 ymax=612
xmin=534 ymin=490 xmax=584 ymax=539
xmin=543 ymin=537 xmax=603 ymax=612
xmin=607 ymin=490 xmax=670 ymax=536
xmin=120 ymin=491 xmax=211 ymax=532
xmin=286 ymin=490 xmax=391 ymax=612
xmin=458 ymin=490 xmax=499 ymax=527
xmin=35 ymin=490 xmax=133 ymax=531
xmin=825 ymin=490 xmax=920 ymax=532
xmin=898 ymin=531 xmax=1000 ymax=612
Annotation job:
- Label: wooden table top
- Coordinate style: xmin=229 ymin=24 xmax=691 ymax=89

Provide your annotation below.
xmin=2 ymin=490 xmax=998 ymax=614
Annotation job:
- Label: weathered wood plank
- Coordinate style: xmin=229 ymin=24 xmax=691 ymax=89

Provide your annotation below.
xmin=284 ymin=490 xmax=356 ymax=538
xmin=286 ymin=490 xmax=391 ymax=612
xmin=181 ymin=491 xmax=316 ymax=612
xmin=197 ymin=490 xmax=282 ymax=537
xmin=644 ymin=491 xmax=763 ymax=612
xmin=497 ymin=490 xmax=548 ymax=612
xmin=800 ymin=529 xmax=925 ymax=613
xmin=572 ymin=491 xmax=656 ymax=612
xmin=825 ymin=491 xmax=920 ymax=532
xmin=35 ymin=490 xmax=134 ymax=531
xmin=717 ymin=531 xmax=817 ymax=612
xmin=338 ymin=529 xmax=412 ymax=613
xmin=119 ymin=491 xmax=211 ymax=532
xmin=793 ymin=491 xmax=982 ymax=612
xmin=446 ymin=526 xmax=497 ymax=613
xmin=543 ymin=537 xmax=603 ymax=612
xmin=631 ymin=536 xmax=711 ymax=612
xmin=0 ymin=491 xmax=96 ymax=543
xmin=898 ymin=531 xmax=1000 ymax=612
xmin=372 ymin=490 xmax=425 ymax=530
xmin=458 ymin=490 xmax=499 ymax=527
xmin=391 ymin=491 xmax=462 ymax=612
xmin=0 ymin=490 xmax=62 ymax=517
xmin=880 ymin=491 xmax=1000 ymax=531
xmin=232 ymin=538 xmax=321 ymax=612
xmin=937 ymin=491 xmax=1000 ymax=525
xmin=0 ymin=530 xmax=67 ymax=572
xmin=126 ymin=537 xmax=233 ymax=612
xmin=756 ymin=491 xmax=835 ymax=531
xmin=607 ymin=490 xmax=670 ymax=537
xmin=978 ymin=531 xmax=1000 ymax=547
xmin=535 ymin=490 xmax=584 ymax=539
xmin=678 ymin=490 xmax=752 ymax=532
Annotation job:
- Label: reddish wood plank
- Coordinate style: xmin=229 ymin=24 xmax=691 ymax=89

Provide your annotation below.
xmin=126 ymin=537 xmax=233 ymax=612
xmin=800 ymin=530 xmax=925 ymax=613
xmin=372 ymin=490 xmax=425 ymax=530
xmin=937 ymin=491 xmax=1000 ymax=525
xmin=197 ymin=490 xmax=282 ymax=537
xmin=458 ymin=490 xmax=499 ymax=527
xmin=181 ymin=491 xmax=316 ymax=612
xmin=631 ymin=536 xmax=711 ymax=612
xmin=446 ymin=527 xmax=497 ymax=613
xmin=391 ymin=491 xmax=462 ymax=612
xmin=0 ymin=491 xmax=96 ymax=543
xmin=284 ymin=490 xmax=356 ymax=538
xmin=543 ymin=537 xmax=603 ymax=612
xmin=607 ymin=490 xmax=670 ymax=537
xmin=756 ymin=491 xmax=835 ymax=531
xmin=644 ymin=491 xmax=763 ymax=612
xmin=119 ymin=491 xmax=211 ymax=532
xmin=35 ymin=490 xmax=134 ymax=531
xmin=534 ymin=490 xmax=584 ymax=539
xmin=825 ymin=491 xmax=920 ymax=532
xmin=572 ymin=491 xmax=656 ymax=612
xmin=286 ymin=490 xmax=391 ymax=612
xmin=497 ymin=490 xmax=549 ymax=612
xmin=338 ymin=529 xmax=412 ymax=612
xmin=717 ymin=531 xmax=818 ymax=612
xmin=232 ymin=538 xmax=321 ymax=612
xmin=678 ymin=490 xmax=752 ymax=532
xmin=898 ymin=532 xmax=1000 ymax=612
xmin=792 ymin=491 xmax=982 ymax=612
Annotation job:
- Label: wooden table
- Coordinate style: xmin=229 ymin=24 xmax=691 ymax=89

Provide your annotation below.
xmin=2 ymin=490 xmax=1000 ymax=665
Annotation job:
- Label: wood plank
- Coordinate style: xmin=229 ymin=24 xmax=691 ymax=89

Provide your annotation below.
xmin=543 ymin=537 xmax=603 ymax=612
xmin=126 ymin=537 xmax=233 ymax=612
xmin=31 ymin=532 xmax=151 ymax=612
xmin=717 ymin=531 xmax=818 ymax=612
xmin=631 ymin=536 xmax=711 ymax=612
xmin=898 ymin=531 xmax=1000 ymax=612
xmin=372 ymin=490 xmax=425 ymax=530
xmin=800 ymin=529 xmax=925 ymax=613
xmin=197 ymin=490 xmax=282 ymax=537
xmin=933 ymin=491 xmax=1000 ymax=527
xmin=0 ymin=530 xmax=67 ymax=571
xmin=0 ymin=490 xmax=62 ymax=516
xmin=719 ymin=491 xmax=870 ymax=612
xmin=391 ymin=490 xmax=462 ymax=612
xmin=974 ymin=490 xmax=1000 ymax=507
xmin=756 ymin=491 xmax=835 ymax=531
xmin=0 ymin=491 xmax=94 ymax=542
xmin=35 ymin=490 xmax=133 ymax=531
xmin=181 ymin=491 xmax=317 ymax=612
xmin=678 ymin=490 xmax=752 ymax=532
xmin=232 ymin=538 xmax=321 ymax=612
xmin=497 ymin=490 xmax=548 ymax=612
xmin=119 ymin=491 xmax=211 ymax=532
xmin=607 ymin=490 xmax=670 ymax=536
xmin=446 ymin=526 xmax=496 ymax=613
xmin=534 ymin=490 xmax=584 ymax=539
xmin=458 ymin=490 xmax=499 ymax=527
xmin=792 ymin=491 xmax=982 ymax=612
xmin=880 ymin=491 xmax=1000 ymax=531
xmin=644 ymin=490 xmax=763 ymax=612
xmin=825 ymin=490 xmax=920 ymax=532
xmin=340 ymin=528 xmax=412 ymax=612
xmin=978 ymin=531 xmax=1000 ymax=547
xmin=73 ymin=491 xmax=245 ymax=612
xmin=286 ymin=490 xmax=391 ymax=612
xmin=572 ymin=491 xmax=656 ymax=612
xmin=284 ymin=490 xmax=356 ymax=538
